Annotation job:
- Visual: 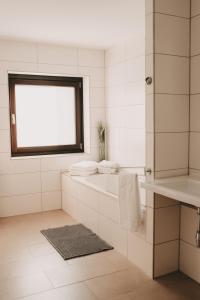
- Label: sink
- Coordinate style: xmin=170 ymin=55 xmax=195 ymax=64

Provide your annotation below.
xmin=141 ymin=176 xmax=200 ymax=207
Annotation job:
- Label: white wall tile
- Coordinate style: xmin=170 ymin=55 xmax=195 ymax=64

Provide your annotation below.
xmin=105 ymin=44 xmax=124 ymax=67
xmin=99 ymin=215 xmax=127 ymax=255
xmin=155 ymin=132 xmax=189 ymax=171
xmin=124 ymin=56 xmax=145 ymax=83
xmin=77 ymin=202 xmax=99 ymax=234
xmin=124 ymin=82 xmax=145 ymax=106
xmin=42 ymin=191 xmax=61 ymax=211
xmin=90 ymin=88 xmax=105 ymax=107
xmin=128 ymin=232 xmax=153 ymax=277
xmin=38 ymin=44 xmax=78 ymax=65
xmin=0 ymin=172 xmax=41 ymax=197
xmin=189 ymin=132 xmax=200 ymax=169
xmin=41 ymin=155 xmax=82 ymax=171
xmin=154 ymin=240 xmax=179 ymax=277
xmin=78 ymin=49 xmax=104 ymax=67
xmin=155 ymin=0 xmax=190 ymax=18
xmin=146 ymin=94 xmax=154 ymax=133
xmin=180 ymin=206 xmax=197 ymax=246
xmin=0 ymin=193 xmax=41 ymax=217
xmin=155 ymin=14 xmax=189 ymax=57
xmin=78 ymin=66 xmax=104 ymax=88
xmin=191 ymin=55 xmax=200 ymax=94
xmin=0 ymin=40 xmax=37 ymax=62
xmin=0 ymin=85 xmax=9 ymax=107
xmin=41 ymin=171 xmax=61 ymax=192
xmin=155 ymin=94 xmax=189 ymax=132
xmin=90 ymin=107 xmax=106 ymax=127
xmin=124 ymin=37 xmax=145 ymax=60
xmin=190 ymin=95 xmax=200 ymax=131
xmin=37 ymin=63 xmax=78 ymax=75
xmin=0 ymin=107 xmax=9 ymax=129
xmin=0 ymin=130 xmax=10 ymax=153
xmin=0 ymin=154 xmax=40 ymax=174
xmin=180 ymin=241 xmax=200 ymax=283
xmin=155 ymin=54 xmax=189 ymax=94
xmin=191 ymin=0 xmax=200 ymax=17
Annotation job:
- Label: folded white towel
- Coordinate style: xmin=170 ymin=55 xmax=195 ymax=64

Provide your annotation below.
xmin=119 ymin=172 xmax=141 ymax=232
xmin=70 ymin=161 xmax=97 ymax=172
xmin=70 ymin=169 xmax=97 ymax=176
xmin=98 ymin=160 xmax=119 ymax=169
xmin=98 ymin=167 xmax=117 ymax=174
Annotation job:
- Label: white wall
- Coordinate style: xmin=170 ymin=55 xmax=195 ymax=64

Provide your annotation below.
xmin=105 ymin=36 xmax=145 ymax=167
xmin=0 ymin=39 xmax=105 ymax=217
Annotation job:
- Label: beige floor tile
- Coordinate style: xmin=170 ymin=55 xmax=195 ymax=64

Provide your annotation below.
xmin=18 ymin=282 xmax=98 ymax=300
xmin=28 ymin=242 xmax=57 ymax=257
xmin=45 ymin=253 xmax=128 ymax=288
xmin=3 ymin=272 xmax=53 ymax=299
xmin=85 ymin=267 xmax=150 ymax=299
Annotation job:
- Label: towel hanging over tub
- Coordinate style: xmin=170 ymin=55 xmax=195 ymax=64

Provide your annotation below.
xmin=119 ymin=172 xmax=141 ymax=232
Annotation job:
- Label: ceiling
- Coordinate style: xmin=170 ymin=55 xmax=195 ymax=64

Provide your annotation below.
xmin=0 ymin=0 xmax=145 ymax=49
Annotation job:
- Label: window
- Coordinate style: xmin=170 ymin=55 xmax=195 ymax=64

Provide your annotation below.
xmin=9 ymin=74 xmax=84 ymax=156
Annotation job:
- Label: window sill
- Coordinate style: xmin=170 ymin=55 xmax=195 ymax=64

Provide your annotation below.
xmin=10 ymin=152 xmax=89 ymax=160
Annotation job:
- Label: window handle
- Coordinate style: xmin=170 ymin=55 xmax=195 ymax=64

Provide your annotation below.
xmin=11 ymin=114 xmax=16 ymax=125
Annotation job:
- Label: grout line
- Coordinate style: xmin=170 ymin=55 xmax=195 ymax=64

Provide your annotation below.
xmin=154 ymin=238 xmax=180 ymax=246
xmin=188 ymin=0 xmax=192 ymax=176
xmin=155 ymin=52 xmax=189 ymax=59
xmin=154 ymin=11 xmax=190 ymax=20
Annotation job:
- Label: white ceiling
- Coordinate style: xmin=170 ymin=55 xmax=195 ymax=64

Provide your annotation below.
xmin=0 ymin=0 xmax=145 ymax=49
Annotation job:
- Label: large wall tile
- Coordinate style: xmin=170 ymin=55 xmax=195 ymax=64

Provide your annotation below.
xmin=191 ymin=55 xmax=200 ymax=94
xmin=155 ymin=132 xmax=189 ymax=171
xmin=155 ymin=0 xmax=190 ymax=18
xmin=41 ymin=171 xmax=61 ymax=192
xmin=0 ymin=154 xmax=40 ymax=174
xmin=128 ymin=232 xmax=153 ymax=277
xmin=0 ymin=173 xmax=41 ymax=197
xmin=0 ymin=40 xmax=37 ymax=62
xmin=38 ymin=44 xmax=78 ymax=65
xmin=0 ymin=107 xmax=9 ymax=129
xmin=0 ymin=130 xmax=10 ymax=153
xmin=180 ymin=241 xmax=200 ymax=282
xmin=155 ymin=54 xmax=189 ymax=94
xmin=154 ymin=194 xmax=179 ymax=208
xmin=155 ymin=168 xmax=188 ymax=179
xmin=0 ymin=193 xmax=41 ymax=217
xmin=155 ymin=14 xmax=189 ymax=57
xmin=154 ymin=206 xmax=180 ymax=244
xmin=154 ymin=240 xmax=179 ymax=277
xmin=190 ymin=132 xmax=200 ymax=169
xmin=79 ymin=66 xmax=104 ymax=88
xmin=78 ymin=49 xmax=104 ymax=67
xmin=42 ymin=191 xmax=61 ymax=211
xmin=90 ymin=87 xmax=105 ymax=107
xmin=37 ymin=63 xmax=78 ymax=75
xmin=180 ymin=205 xmax=197 ymax=246
xmin=190 ymin=95 xmax=200 ymax=131
xmin=155 ymin=94 xmax=189 ymax=132
xmin=0 ymin=85 xmax=9 ymax=107
xmin=191 ymin=15 xmax=200 ymax=56
xmin=191 ymin=0 xmax=200 ymax=17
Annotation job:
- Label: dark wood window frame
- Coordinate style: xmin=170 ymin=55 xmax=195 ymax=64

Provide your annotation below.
xmin=9 ymin=74 xmax=84 ymax=157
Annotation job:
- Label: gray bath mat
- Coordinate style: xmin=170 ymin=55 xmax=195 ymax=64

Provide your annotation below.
xmin=41 ymin=224 xmax=113 ymax=260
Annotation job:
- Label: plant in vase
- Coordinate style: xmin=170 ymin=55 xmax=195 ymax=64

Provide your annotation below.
xmin=97 ymin=121 xmax=106 ymax=162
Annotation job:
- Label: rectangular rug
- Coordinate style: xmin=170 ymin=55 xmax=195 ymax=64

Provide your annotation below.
xmin=41 ymin=224 xmax=113 ymax=260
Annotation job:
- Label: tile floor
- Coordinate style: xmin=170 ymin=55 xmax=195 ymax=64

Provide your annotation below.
xmin=0 ymin=209 xmax=199 ymax=299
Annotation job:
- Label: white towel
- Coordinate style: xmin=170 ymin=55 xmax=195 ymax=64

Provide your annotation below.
xmin=119 ymin=172 xmax=141 ymax=232
xmin=70 ymin=170 xmax=96 ymax=176
xmin=70 ymin=161 xmax=97 ymax=172
xmin=98 ymin=160 xmax=119 ymax=169
xmin=98 ymin=167 xmax=117 ymax=174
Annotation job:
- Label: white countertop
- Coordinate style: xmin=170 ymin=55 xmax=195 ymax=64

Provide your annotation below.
xmin=141 ymin=176 xmax=200 ymax=207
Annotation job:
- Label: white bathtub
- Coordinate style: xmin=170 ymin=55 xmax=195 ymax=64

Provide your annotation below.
xmin=61 ymin=171 xmax=146 ymax=256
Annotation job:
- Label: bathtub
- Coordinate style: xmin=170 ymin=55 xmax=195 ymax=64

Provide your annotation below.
xmin=61 ymin=171 xmax=145 ymax=256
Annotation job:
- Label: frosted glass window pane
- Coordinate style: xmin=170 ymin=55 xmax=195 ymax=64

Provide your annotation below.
xmin=15 ymin=84 xmax=76 ymax=147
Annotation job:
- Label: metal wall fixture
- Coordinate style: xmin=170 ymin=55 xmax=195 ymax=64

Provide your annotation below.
xmin=196 ymin=208 xmax=200 ymax=248
xmin=145 ymin=76 xmax=152 ymax=85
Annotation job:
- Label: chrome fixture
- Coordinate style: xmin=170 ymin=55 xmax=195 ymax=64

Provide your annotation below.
xmin=144 ymin=167 xmax=152 ymax=176
xmin=196 ymin=208 xmax=200 ymax=248
xmin=145 ymin=76 xmax=152 ymax=85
